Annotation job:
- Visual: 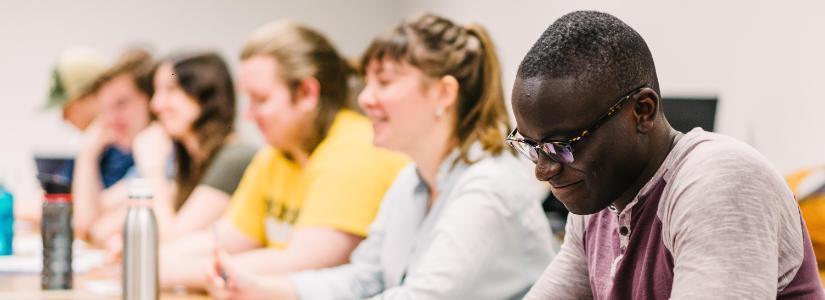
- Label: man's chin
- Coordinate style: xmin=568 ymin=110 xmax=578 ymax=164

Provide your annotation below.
xmin=558 ymin=196 xmax=607 ymax=215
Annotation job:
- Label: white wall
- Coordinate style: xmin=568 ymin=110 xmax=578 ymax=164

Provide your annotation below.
xmin=398 ymin=0 xmax=825 ymax=173
xmin=0 ymin=0 xmax=403 ymax=199
xmin=1 ymin=0 xmax=823 ymax=178
xmin=0 ymin=0 xmax=399 ymax=155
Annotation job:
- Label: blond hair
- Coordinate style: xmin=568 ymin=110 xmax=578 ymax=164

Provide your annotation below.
xmin=241 ymin=21 xmax=356 ymax=152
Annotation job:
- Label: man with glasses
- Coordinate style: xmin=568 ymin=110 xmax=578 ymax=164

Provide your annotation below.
xmin=512 ymin=11 xmax=823 ymax=299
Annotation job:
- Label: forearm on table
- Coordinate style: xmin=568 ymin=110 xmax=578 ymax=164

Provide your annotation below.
xmin=233 ymin=229 xmax=360 ymax=276
xmin=144 ymin=176 xmax=176 ymax=240
xmin=159 ymin=186 xmax=231 ymax=243
xmin=160 ymin=250 xmax=213 ymax=288
xmin=232 ymin=248 xmax=301 ymax=275
xmin=161 ymin=230 xmax=214 ymax=256
xmin=233 ymin=246 xmax=344 ymax=277
xmin=158 ymin=224 xmax=261 ymax=288
xmin=88 ymin=206 xmax=127 ymax=246
xmin=258 ymin=275 xmax=299 ymax=300
xmin=72 ymin=151 xmax=104 ymax=238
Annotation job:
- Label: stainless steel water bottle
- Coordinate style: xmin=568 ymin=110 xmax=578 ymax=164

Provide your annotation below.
xmin=122 ymin=178 xmax=158 ymax=300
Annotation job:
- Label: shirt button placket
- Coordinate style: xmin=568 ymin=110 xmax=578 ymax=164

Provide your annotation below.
xmin=618 ymin=210 xmax=631 ymax=254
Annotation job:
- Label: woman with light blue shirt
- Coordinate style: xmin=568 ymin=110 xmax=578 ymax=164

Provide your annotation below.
xmin=207 ymin=13 xmax=556 ymax=300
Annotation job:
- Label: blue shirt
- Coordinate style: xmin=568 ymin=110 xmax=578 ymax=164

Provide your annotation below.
xmin=59 ymin=146 xmax=137 ymax=189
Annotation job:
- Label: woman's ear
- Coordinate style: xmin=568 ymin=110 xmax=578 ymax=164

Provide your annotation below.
xmin=293 ymin=77 xmax=321 ymax=112
xmin=435 ymin=75 xmax=459 ymax=111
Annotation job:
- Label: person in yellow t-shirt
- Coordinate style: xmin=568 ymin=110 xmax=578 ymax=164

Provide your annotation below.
xmin=158 ymin=21 xmax=408 ymax=288
xmin=227 ymin=109 xmax=406 ymax=249
xmin=786 ymin=167 xmax=825 ymax=280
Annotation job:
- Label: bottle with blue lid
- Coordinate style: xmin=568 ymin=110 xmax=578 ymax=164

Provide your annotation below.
xmin=0 ymin=182 xmax=13 ymax=256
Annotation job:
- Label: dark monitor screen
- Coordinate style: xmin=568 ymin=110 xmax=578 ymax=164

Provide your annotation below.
xmin=33 ymin=156 xmax=74 ymax=190
xmin=34 ymin=157 xmax=73 ymax=176
xmin=661 ymin=97 xmax=718 ymax=132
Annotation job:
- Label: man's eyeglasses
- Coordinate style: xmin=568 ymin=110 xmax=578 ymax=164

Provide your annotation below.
xmin=507 ymin=86 xmax=646 ymax=164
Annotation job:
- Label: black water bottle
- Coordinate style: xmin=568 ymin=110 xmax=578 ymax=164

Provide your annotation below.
xmin=40 ymin=175 xmax=73 ymax=290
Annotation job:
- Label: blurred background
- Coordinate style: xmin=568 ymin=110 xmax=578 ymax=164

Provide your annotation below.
xmin=1 ymin=0 xmax=824 ymax=174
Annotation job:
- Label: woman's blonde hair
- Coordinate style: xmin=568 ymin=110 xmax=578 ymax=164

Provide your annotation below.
xmin=361 ymin=13 xmax=511 ymax=163
xmin=241 ymin=21 xmax=356 ymax=153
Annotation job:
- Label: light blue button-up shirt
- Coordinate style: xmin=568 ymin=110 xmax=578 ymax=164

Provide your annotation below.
xmin=289 ymin=145 xmax=556 ymax=299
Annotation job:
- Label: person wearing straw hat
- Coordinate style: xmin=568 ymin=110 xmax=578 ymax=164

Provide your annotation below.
xmin=44 ymin=47 xmax=108 ymax=131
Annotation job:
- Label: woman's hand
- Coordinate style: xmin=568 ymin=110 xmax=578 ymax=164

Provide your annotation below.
xmin=132 ymin=123 xmax=173 ymax=179
xmin=206 ymin=251 xmax=298 ymax=300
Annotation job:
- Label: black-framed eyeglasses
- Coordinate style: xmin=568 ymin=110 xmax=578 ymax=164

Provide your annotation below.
xmin=507 ymin=86 xmax=647 ymax=164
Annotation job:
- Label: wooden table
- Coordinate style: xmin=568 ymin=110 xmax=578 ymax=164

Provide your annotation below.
xmin=0 ymin=226 xmax=209 ymax=299
xmin=0 ymin=272 xmax=209 ymax=299
xmin=0 ymin=271 xmax=209 ymax=299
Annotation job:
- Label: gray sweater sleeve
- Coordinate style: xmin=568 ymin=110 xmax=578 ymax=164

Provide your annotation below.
xmin=660 ymin=140 xmax=803 ymax=299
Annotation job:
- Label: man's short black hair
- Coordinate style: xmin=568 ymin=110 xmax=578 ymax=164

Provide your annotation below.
xmin=517 ymin=11 xmax=659 ymax=96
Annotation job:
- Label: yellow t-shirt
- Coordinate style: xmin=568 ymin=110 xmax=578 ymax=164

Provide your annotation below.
xmin=225 ymin=110 xmax=408 ymax=249
xmin=787 ymin=167 xmax=825 ymax=280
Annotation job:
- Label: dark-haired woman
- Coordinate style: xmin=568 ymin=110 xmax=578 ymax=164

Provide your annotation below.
xmin=133 ymin=52 xmax=255 ymax=242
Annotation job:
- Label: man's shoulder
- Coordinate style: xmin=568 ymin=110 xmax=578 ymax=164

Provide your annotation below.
xmin=668 ymin=129 xmax=777 ymax=183
xmin=659 ymin=129 xmax=795 ymax=228
xmin=660 ymin=129 xmax=796 ymax=231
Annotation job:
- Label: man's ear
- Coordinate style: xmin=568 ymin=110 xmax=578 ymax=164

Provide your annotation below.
xmin=633 ymin=87 xmax=659 ymax=133
xmin=293 ymin=77 xmax=321 ymax=112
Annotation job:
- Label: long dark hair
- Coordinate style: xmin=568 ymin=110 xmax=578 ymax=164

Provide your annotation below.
xmin=161 ymin=52 xmax=236 ymax=210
